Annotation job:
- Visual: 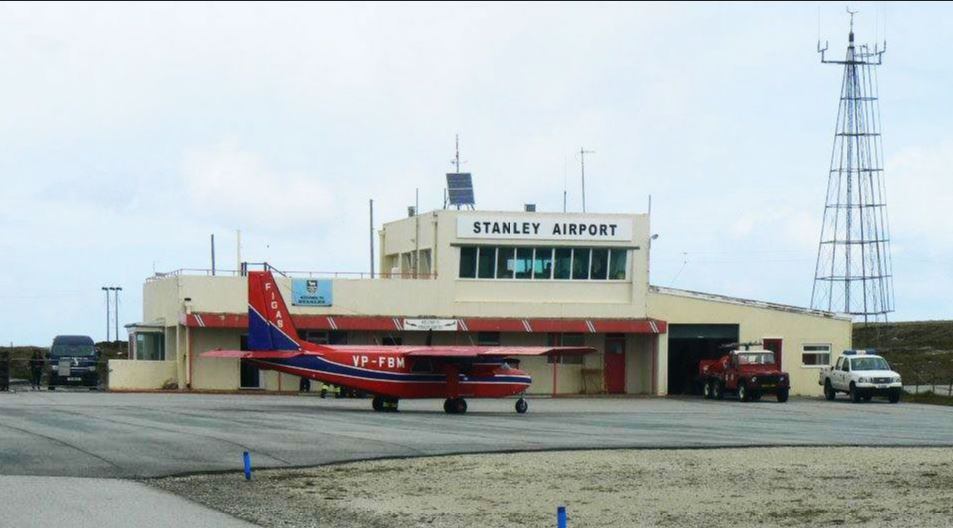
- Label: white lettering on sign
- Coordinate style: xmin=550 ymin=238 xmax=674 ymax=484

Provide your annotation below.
xmin=457 ymin=214 xmax=633 ymax=241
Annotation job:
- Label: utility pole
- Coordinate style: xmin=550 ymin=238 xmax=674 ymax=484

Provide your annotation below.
xmin=101 ymin=287 xmax=110 ymax=342
xmin=579 ymin=148 xmax=595 ymax=213
xmin=210 ymin=234 xmax=216 ymax=276
xmin=113 ymin=287 xmax=122 ymax=343
xmin=369 ymin=199 xmax=375 ymax=279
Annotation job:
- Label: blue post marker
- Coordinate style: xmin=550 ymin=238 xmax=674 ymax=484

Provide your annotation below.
xmin=557 ymin=506 xmax=567 ymax=528
xmin=243 ymin=451 xmax=252 ymax=480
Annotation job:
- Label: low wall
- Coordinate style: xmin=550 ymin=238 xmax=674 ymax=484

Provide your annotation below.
xmin=108 ymin=360 xmax=178 ymax=390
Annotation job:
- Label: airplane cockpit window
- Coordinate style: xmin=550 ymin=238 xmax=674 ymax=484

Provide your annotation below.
xmin=411 ymin=359 xmax=434 ymax=373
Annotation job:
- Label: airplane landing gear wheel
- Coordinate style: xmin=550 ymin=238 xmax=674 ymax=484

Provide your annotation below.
xmin=444 ymin=397 xmax=467 ymax=414
xmin=372 ymin=396 xmax=399 ymax=412
xmin=515 ymin=398 xmax=528 ymax=414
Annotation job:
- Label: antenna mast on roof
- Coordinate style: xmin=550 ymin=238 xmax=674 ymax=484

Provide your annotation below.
xmin=579 ymin=147 xmax=595 ymax=213
xmin=446 ymin=134 xmax=475 ymax=210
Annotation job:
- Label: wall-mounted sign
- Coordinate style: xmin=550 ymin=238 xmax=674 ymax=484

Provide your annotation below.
xmin=456 ymin=213 xmax=632 ymax=241
xmin=292 ymin=279 xmax=333 ymax=306
xmin=403 ymin=318 xmax=458 ymax=331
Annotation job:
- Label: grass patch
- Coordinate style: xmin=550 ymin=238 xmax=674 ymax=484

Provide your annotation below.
xmin=903 ymin=391 xmax=953 ymax=407
xmin=854 ymin=321 xmax=953 ymax=387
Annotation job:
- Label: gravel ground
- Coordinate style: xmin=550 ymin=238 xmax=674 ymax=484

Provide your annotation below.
xmin=151 ymin=447 xmax=953 ymax=528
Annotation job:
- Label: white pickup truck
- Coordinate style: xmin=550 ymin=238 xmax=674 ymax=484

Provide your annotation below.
xmin=818 ymin=351 xmax=902 ymax=403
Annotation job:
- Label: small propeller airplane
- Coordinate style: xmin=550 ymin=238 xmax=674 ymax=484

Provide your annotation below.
xmin=203 ymin=270 xmax=594 ymax=414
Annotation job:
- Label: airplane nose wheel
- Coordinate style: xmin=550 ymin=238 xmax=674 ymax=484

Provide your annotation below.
xmin=443 ymin=397 xmax=468 ymax=414
xmin=515 ymin=398 xmax=528 ymax=414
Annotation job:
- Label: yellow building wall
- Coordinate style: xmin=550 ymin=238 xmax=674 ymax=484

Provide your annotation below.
xmin=108 ymin=360 xmax=177 ymax=390
xmin=648 ymin=290 xmax=852 ymax=396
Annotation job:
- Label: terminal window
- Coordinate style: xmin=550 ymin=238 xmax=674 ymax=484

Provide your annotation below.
xmin=801 ymin=344 xmax=831 ymax=366
xmin=459 ymin=246 xmax=627 ymax=281
xmin=134 ymin=332 xmax=165 ymax=361
xmin=547 ymin=333 xmax=586 ymax=364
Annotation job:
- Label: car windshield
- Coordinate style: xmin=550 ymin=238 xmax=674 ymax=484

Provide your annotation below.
xmin=50 ymin=344 xmax=95 ymax=357
xmin=736 ymin=352 xmax=775 ymax=365
xmin=851 ymin=356 xmax=890 ymax=371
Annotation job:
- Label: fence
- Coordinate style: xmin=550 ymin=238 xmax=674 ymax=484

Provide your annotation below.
xmin=894 ymin=360 xmax=953 ymax=397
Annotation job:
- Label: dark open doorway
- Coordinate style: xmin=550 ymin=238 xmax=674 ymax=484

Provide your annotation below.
xmin=667 ymin=324 xmax=739 ymax=395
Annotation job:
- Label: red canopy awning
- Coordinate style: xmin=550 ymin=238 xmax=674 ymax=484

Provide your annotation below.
xmin=180 ymin=313 xmax=666 ymax=334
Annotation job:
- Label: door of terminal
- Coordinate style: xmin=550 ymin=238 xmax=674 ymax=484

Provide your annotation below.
xmin=762 ymin=338 xmax=783 ymax=369
xmin=604 ymin=335 xmax=626 ymax=394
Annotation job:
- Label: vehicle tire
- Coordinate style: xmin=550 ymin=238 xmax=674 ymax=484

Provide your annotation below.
xmin=443 ymin=398 xmax=453 ymax=414
xmin=849 ymin=383 xmax=861 ymax=403
xmin=824 ymin=380 xmax=836 ymax=401
xmin=752 ymin=392 xmax=762 ymax=401
xmin=888 ymin=389 xmax=901 ymax=404
xmin=515 ymin=398 xmax=528 ymax=414
xmin=713 ymin=380 xmax=724 ymax=400
xmin=738 ymin=383 xmax=749 ymax=402
xmin=372 ymin=396 xmax=383 ymax=412
xmin=454 ymin=398 xmax=468 ymax=414
xmin=863 ymin=394 xmax=872 ymax=402
xmin=703 ymin=380 xmax=712 ymax=399
xmin=776 ymin=388 xmax=789 ymax=403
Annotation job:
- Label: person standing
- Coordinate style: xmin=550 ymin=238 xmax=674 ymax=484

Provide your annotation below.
xmin=29 ymin=350 xmax=45 ymax=390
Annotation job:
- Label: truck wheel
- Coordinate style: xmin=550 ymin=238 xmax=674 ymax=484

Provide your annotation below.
xmin=372 ymin=396 xmax=383 ymax=412
xmin=849 ymin=383 xmax=861 ymax=403
xmin=738 ymin=383 xmax=749 ymax=402
xmin=702 ymin=380 xmax=712 ymax=399
xmin=713 ymin=380 xmax=724 ymax=400
xmin=888 ymin=390 xmax=901 ymax=404
xmin=776 ymin=388 xmax=789 ymax=403
xmin=824 ymin=380 xmax=836 ymax=401
xmin=862 ymin=394 xmax=872 ymax=402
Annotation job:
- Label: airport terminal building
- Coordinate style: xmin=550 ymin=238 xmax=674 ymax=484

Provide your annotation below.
xmin=114 ymin=209 xmax=851 ymax=396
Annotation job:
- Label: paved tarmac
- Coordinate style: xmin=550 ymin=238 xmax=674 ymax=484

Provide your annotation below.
xmin=1 ymin=391 xmax=952 ymax=479
xmin=0 ymin=475 xmax=255 ymax=527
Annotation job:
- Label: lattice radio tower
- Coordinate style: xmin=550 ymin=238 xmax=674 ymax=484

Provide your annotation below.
xmin=811 ymin=10 xmax=894 ymax=324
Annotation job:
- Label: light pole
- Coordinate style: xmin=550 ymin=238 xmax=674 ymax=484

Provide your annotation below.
xmin=101 ymin=287 xmax=111 ymax=342
xmin=112 ymin=287 xmax=123 ymax=343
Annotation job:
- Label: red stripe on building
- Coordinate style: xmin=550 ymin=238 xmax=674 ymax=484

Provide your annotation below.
xmin=181 ymin=313 xmax=667 ymax=334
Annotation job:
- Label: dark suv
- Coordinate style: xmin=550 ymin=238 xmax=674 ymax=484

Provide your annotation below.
xmin=49 ymin=335 xmax=100 ymax=389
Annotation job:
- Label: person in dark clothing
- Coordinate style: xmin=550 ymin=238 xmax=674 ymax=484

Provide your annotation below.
xmin=29 ymin=351 xmax=45 ymax=390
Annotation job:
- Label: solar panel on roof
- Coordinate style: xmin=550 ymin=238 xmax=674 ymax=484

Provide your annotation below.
xmin=446 ymin=173 xmax=475 ymax=206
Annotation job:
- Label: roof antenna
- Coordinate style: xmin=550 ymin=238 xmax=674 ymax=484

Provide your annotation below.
xmin=451 ymin=133 xmax=466 ymax=173
xmin=847 ymin=6 xmax=858 ymax=43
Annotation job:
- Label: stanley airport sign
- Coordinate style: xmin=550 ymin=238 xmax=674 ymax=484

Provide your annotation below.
xmin=457 ymin=213 xmax=632 ymax=242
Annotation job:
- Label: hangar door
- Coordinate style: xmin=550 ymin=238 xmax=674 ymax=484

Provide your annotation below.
xmin=667 ymin=324 xmax=739 ymax=395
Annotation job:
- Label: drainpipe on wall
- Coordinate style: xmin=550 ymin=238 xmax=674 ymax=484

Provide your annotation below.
xmin=184 ymin=298 xmax=193 ymax=389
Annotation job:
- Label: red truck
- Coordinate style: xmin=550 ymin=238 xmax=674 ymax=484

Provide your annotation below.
xmin=698 ymin=344 xmax=790 ymax=402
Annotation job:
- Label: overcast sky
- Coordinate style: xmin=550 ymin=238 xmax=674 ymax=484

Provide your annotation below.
xmin=2 ymin=2 xmax=951 ymax=345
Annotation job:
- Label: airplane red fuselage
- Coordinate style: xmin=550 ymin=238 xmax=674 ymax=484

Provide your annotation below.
xmin=246 ymin=347 xmax=532 ymax=399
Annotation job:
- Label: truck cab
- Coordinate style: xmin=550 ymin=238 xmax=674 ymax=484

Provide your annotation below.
xmin=48 ymin=335 xmax=100 ymax=389
xmin=819 ymin=350 xmax=901 ymax=403
xmin=699 ymin=345 xmax=790 ymax=402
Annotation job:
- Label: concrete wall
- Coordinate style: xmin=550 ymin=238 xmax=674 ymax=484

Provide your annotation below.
xmin=648 ymin=289 xmax=852 ymax=396
xmin=108 ymin=360 xmax=177 ymax=390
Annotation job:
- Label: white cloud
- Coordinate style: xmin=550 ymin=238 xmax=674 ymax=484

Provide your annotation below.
xmin=181 ymin=141 xmax=336 ymax=230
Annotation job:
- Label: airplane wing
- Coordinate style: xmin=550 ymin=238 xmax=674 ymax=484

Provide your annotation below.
xmin=312 ymin=345 xmax=595 ymax=358
xmin=201 ymin=350 xmax=305 ymax=359
xmin=201 ymin=346 xmax=595 ymax=360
